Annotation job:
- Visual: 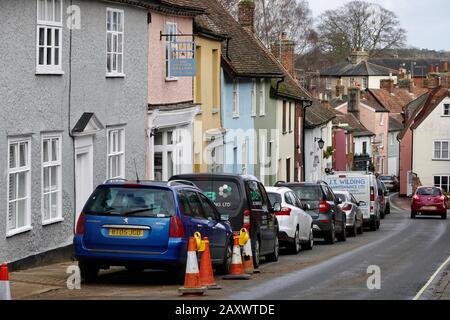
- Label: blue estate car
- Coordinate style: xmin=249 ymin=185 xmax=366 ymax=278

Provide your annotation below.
xmin=73 ymin=180 xmax=233 ymax=282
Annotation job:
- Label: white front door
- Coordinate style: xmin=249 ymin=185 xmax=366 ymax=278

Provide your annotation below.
xmin=74 ymin=137 xmax=94 ymax=227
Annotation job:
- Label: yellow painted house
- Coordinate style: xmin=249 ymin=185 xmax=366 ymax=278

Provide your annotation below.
xmin=193 ymin=15 xmax=227 ymax=173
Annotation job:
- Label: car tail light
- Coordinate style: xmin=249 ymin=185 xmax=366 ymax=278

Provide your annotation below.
xmin=319 ymin=200 xmax=331 ymax=213
xmin=370 ymin=187 xmax=375 ymax=202
xmin=319 ymin=220 xmax=330 ymax=223
xmin=342 ymin=204 xmax=352 ymax=211
xmin=75 ymin=213 xmax=85 ymax=235
xmin=243 ymin=209 xmax=251 ymax=234
xmin=169 ymin=216 xmax=185 ymax=238
xmin=440 ymin=195 xmax=446 ymax=202
xmin=413 ymin=195 xmax=419 ymax=201
xmin=276 ymin=207 xmax=292 ymax=216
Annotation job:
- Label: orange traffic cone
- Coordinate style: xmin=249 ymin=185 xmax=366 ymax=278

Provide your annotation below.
xmin=0 ymin=263 xmax=11 ymax=300
xmin=242 ymin=237 xmax=260 ymax=274
xmin=223 ymin=236 xmax=251 ymax=280
xmin=178 ymin=237 xmax=207 ymax=296
xmin=199 ymin=237 xmax=222 ymax=290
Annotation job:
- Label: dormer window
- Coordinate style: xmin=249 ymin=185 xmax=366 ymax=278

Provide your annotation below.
xmin=444 ymin=104 xmax=450 ymax=116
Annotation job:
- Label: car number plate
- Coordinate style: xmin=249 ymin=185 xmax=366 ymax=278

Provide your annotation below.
xmin=422 ymin=206 xmax=437 ymax=211
xmin=109 ymin=228 xmax=144 ymax=237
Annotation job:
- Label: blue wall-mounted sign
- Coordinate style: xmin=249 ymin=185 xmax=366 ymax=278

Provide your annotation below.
xmin=169 ymin=41 xmax=196 ymax=77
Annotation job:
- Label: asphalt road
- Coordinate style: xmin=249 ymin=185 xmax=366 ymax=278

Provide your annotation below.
xmin=231 ymin=202 xmax=450 ymax=300
xmin=11 ymin=197 xmax=450 ymax=300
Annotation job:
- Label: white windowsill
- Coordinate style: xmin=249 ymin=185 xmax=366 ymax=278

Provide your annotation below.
xmin=432 ymin=158 xmax=450 ymax=161
xmin=42 ymin=217 xmax=64 ymax=226
xmin=165 ymin=77 xmax=178 ymax=82
xmin=36 ymin=69 xmax=65 ymax=76
xmin=233 ymin=114 xmax=240 ymax=119
xmin=106 ymin=73 xmax=126 ymax=78
xmin=6 ymin=226 xmax=33 ymax=238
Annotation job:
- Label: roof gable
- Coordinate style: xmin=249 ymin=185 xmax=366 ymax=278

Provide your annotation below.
xmin=411 ymin=87 xmax=450 ymax=130
xmin=369 ymin=88 xmax=429 ymax=114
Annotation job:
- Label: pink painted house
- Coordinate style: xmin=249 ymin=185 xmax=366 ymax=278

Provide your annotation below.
xmin=333 ymin=86 xmax=390 ymax=175
xmin=146 ymin=2 xmax=203 ymax=180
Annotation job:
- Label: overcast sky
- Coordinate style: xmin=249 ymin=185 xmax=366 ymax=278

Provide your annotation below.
xmin=309 ymin=0 xmax=449 ymax=51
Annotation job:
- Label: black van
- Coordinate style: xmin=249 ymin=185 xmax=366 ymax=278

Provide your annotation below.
xmin=170 ymin=174 xmax=279 ymax=267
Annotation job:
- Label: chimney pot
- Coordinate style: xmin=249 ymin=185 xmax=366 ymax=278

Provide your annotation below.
xmin=351 ymin=48 xmax=369 ymax=64
xmin=380 ymin=79 xmax=395 ymax=93
xmin=271 ymin=33 xmax=296 ymax=79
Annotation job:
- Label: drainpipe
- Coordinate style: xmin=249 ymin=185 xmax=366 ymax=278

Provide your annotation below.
xmin=302 ymin=99 xmax=313 ymax=182
xmin=68 ymin=0 xmax=76 ymax=230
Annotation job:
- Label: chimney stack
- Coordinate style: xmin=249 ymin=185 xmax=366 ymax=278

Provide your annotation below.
xmin=429 ymin=64 xmax=435 ymax=73
xmin=271 ymin=32 xmax=296 ymax=79
xmin=238 ymin=0 xmax=255 ymax=33
xmin=380 ymin=79 xmax=395 ymax=93
xmin=348 ymin=86 xmax=360 ymax=120
xmin=443 ymin=61 xmax=449 ymax=71
xmin=350 ymin=48 xmax=369 ymax=64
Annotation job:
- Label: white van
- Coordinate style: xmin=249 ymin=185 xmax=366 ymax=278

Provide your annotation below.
xmin=324 ymin=172 xmax=380 ymax=231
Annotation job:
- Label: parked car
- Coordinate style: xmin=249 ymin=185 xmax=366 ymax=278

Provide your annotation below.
xmin=170 ymin=174 xmax=279 ymax=267
xmin=411 ymin=186 xmax=448 ymax=220
xmin=379 ymin=175 xmax=399 ymax=192
xmin=266 ymin=187 xmax=314 ymax=253
xmin=379 ymin=180 xmax=391 ymax=215
xmin=275 ymin=181 xmax=346 ymax=244
xmin=73 ymin=180 xmax=234 ymax=282
xmin=325 ymin=172 xmax=381 ymax=231
xmin=333 ymin=191 xmax=365 ymax=237
xmin=377 ymin=179 xmax=389 ymax=219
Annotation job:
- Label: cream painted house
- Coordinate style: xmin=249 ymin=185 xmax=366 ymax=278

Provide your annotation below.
xmin=410 ymin=89 xmax=450 ymax=192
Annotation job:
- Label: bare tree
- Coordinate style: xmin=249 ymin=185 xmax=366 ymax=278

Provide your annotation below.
xmin=317 ymin=0 xmax=406 ymax=59
xmin=220 ymin=0 xmax=314 ymax=54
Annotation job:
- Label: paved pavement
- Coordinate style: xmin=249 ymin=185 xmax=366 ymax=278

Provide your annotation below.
xmin=8 ymin=193 xmax=450 ymax=300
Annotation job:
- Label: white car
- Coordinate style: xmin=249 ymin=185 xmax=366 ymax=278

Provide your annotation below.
xmin=266 ymin=187 xmax=314 ymax=254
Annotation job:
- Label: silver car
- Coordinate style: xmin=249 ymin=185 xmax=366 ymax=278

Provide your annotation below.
xmin=333 ymin=191 xmax=365 ymax=237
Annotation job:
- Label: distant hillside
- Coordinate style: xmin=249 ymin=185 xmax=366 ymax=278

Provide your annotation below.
xmin=379 ymin=48 xmax=450 ymax=60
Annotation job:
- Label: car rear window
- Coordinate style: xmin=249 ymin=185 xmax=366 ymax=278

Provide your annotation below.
xmin=268 ymin=192 xmax=281 ymax=206
xmin=83 ymin=187 xmax=176 ymax=217
xmin=417 ymin=187 xmax=442 ymax=196
xmin=289 ymin=186 xmax=320 ymax=201
xmin=335 ymin=194 xmax=347 ymax=203
xmin=379 ymin=176 xmax=392 ymax=181
xmin=189 ymin=180 xmax=241 ymax=214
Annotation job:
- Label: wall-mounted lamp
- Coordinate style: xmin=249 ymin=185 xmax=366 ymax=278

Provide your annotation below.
xmin=315 ymin=137 xmax=325 ymax=150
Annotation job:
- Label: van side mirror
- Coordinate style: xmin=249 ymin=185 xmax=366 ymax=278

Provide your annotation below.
xmin=302 ymin=203 xmax=311 ymax=211
xmin=337 ymin=198 xmax=343 ymax=205
xmin=358 ymin=201 xmax=367 ymax=207
xmin=272 ymin=202 xmax=281 ymax=212
xmin=384 ymin=191 xmax=389 ymax=196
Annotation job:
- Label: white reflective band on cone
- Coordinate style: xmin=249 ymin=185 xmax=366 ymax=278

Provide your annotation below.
xmin=231 ymin=245 xmax=242 ymax=264
xmin=186 ymin=251 xmax=199 ymax=274
xmin=0 ymin=281 xmax=11 ymax=300
xmin=243 ymin=240 xmax=252 ymax=257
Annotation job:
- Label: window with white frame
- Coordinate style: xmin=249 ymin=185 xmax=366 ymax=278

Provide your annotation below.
xmin=42 ymin=135 xmax=62 ymax=223
xmin=435 ymin=175 xmax=450 ymax=193
xmin=380 ymin=113 xmax=384 ymax=126
xmin=36 ymin=0 xmax=63 ymax=73
xmin=242 ymin=138 xmax=248 ymax=175
xmin=7 ymin=139 xmax=31 ymax=236
xmin=363 ymin=77 xmax=368 ymax=89
xmin=165 ymin=22 xmax=177 ymax=79
xmin=251 ymin=79 xmax=257 ymax=116
xmin=434 ymin=140 xmax=450 ymax=160
xmin=259 ymin=79 xmax=266 ymax=116
xmin=444 ymin=104 xmax=450 ymax=116
xmin=325 ymin=78 xmax=332 ymax=90
xmin=107 ymin=128 xmax=125 ymax=179
xmin=106 ymin=8 xmax=124 ymax=76
xmin=233 ymin=79 xmax=240 ymax=117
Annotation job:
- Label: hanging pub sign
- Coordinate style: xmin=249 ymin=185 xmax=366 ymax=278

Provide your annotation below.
xmin=169 ymin=41 xmax=196 ymax=77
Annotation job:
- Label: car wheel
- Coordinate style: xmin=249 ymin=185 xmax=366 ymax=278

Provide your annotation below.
xmin=126 ymin=265 xmax=144 ymax=275
xmin=302 ymin=227 xmax=314 ymax=250
xmin=337 ymin=220 xmax=347 ymax=242
xmin=79 ymin=261 xmax=99 ymax=282
xmin=252 ymin=237 xmax=261 ymax=268
xmin=217 ymin=239 xmax=233 ymax=275
xmin=380 ymin=210 xmax=385 ymax=219
xmin=370 ymin=217 xmax=377 ymax=231
xmin=386 ymin=204 xmax=391 ymax=215
xmin=289 ymin=228 xmax=301 ymax=254
xmin=324 ymin=221 xmax=336 ymax=244
xmin=376 ymin=217 xmax=381 ymax=230
xmin=357 ymin=221 xmax=364 ymax=235
xmin=172 ymin=267 xmax=186 ymax=285
xmin=442 ymin=212 xmax=447 ymax=220
xmin=266 ymin=234 xmax=279 ymax=262
xmin=411 ymin=211 xmax=416 ymax=219
xmin=349 ymin=222 xmax=357 ymax=237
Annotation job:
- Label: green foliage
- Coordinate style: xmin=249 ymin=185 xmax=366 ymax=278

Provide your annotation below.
xmin=323 ymin=146 xmax=334 ymax=159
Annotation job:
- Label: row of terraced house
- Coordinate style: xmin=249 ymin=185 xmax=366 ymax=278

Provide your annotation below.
xmin=2 ymin=0 xmax=448 ymax=266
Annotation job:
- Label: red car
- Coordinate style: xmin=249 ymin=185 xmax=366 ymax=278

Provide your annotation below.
xmin=411 ymin=187 xmax=448 ymax=220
